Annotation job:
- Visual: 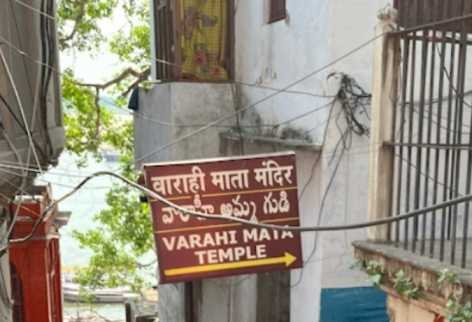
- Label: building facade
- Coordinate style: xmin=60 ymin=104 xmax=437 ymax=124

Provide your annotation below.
xmin=0 ymin=1 xmax=64 ymax=321
xmin=132 ymin=1 xmax=396 ymax=321
xmin=355 ymin=1 xmax=472 ymax=322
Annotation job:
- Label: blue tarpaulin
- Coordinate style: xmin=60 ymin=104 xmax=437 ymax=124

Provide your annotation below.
xmin=320 ymin=287 xmax=389 ymax=322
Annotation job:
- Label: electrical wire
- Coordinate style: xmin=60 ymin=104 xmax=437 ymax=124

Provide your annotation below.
xmin=0 ymin=132 xmax=469 ymax=258
xmin=0 ymin=26 xmax=336 ymax=139
xmin=39 ymin=0 xmax=55 ymax=157
xmin=1 ymin=135 xmax=467 ymax=184
xmin=0 ymin=35 xmax=56 ymax=74
xmin=291 ymin=129 xmax=349 ymax=288
xmin=124 ymin=97 xmax=334 ymax=130
xmin=9 ymin=0 xmax=472 ymax=294
xmin=0 ymin=160 xmax=100 ymax=178
xmin=0 ymin=92 xmax=48 ymax=160
xmin=2 ymin=169 xmax=472 ymax=253
xmin=133 ymin=34 xmax=383 ymax=165
xmin=0 ymin=8 xmax=383 ymax=172
xmin=0 ymin=134 xmax=29 ymax=307
xmin=306 ymin=131 xmax=348 ymax=260
xmin=0 ymin=165 xmax=110 ymax=190
xmin=1 ymin=4 xmax=336 ymax=103
xmin=436 ymin=46 xmax=472 ymax=109
xmin=233 ymin=81 xmax=335 ymax=99
xmin=13 ymin=0 xmax=55 ymax=20
xmin=298 ymin=101 xmax=338 ymax=199
xmin=0 ymin=2 xmax=35 ymax=280
xmin=8 ymin=0 xmax=36 ymax=107
xmin=292 ymin=76 xmax=371 ymax=286
xmin=0 ymin=24 xmax=380 ymax=164
xmin=0 ymin=48 xmax=43 ymax=174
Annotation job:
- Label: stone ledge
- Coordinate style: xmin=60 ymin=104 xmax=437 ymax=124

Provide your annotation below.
xmin=220 ymin=132 xmax=322 ymax=152
xmin=353 ymin=240 xmax=472 ymax=305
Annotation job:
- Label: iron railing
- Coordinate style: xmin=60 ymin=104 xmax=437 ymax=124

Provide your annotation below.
xmin=154 ymin=0 xmax=175 ymax=80
xmin=388 ymin=14 xmax=472 ymax=269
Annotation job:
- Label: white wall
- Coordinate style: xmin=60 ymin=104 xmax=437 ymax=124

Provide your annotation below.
xmin=135 ymin=83 xmax=236 ymax=322
xmin=234 ymin=0 xmax=388 ymax=142
xmin=220 ymin=138 xmax=323 ymax=322
xmin=233 ymin=0 xmax=390 ymax=320
xmin=142 ymin=1 xmax=393 ymax=321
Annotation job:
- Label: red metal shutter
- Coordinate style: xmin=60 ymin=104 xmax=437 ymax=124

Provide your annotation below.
xmin=269 ymin=0 xmax=286 ymax=23
xmin=10 ymin=264 xmax=25 ymax=322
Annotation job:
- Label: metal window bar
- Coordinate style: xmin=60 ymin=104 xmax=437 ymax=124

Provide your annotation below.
xmin=154 ymin=0 xmax=175 ymax=81
xmin=388 ymin=13 xmax=472 ymax=269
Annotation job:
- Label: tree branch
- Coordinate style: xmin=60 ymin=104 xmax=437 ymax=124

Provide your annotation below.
xmin=94 ymin=87 xmax=101 ymax=142
xmin=74 ymin=67 xmax=150 ymax=141
xmin=58 ymin=0 xmax=87 ymax=48
xmin=121 ymin=67 xmax=151 ymax=97
xmin=75 ymin=67 xmax=149 ymax=91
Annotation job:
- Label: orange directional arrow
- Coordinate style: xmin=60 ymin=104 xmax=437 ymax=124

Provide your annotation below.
xmin=164 ymin=252 xmax=297 ymax=277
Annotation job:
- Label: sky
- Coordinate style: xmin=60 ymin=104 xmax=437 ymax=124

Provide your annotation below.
xmin=53 ymin=6 xmax=136 ymax=267
xmin=60 ymin=6 xmax=130 ymax=83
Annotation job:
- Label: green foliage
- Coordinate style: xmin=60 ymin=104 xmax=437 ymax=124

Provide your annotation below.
xmin=58 ymin=0 xmax=118 ymax=51
xmin=393 ymin=270 xmax=420 ymax=300
xmin=58 ymin=0 xmax=154 ymax=291
xmin=62 ymin=69 xmax=136 ymax=166
xmin=349 ymin=260 xmax=364 ymax=270
xmin=358 ymin=261 xmax=420 ymax=299
xmin=363 ymin=260 xmax=385 ymax=286
xmin=438 ymin=269 xmax=472 ymax=322
xmin=447 ymin=300 xmax=472 ymax=322
xmin=438 ymin=269 xmax=460 ymax=286
xmin=109 ymin=1 xmax=151 ymax=68
xmin=77 ymin=286 xmax=96 ymax=304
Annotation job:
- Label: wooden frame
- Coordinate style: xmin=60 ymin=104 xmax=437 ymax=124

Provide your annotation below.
xmin=267 ymin=0 xmax=287 ymax=24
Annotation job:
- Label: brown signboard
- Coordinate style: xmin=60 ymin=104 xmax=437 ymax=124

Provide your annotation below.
xmin=143 ymin=152 xmax=303 ymax=284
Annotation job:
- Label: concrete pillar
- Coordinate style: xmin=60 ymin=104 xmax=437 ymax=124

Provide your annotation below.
xmin=367 ymin=8 xmax=399 ymax=241
xmin=135 ymin=83 xmax=238 ymax=322
xmin=387 ymin=295 xmax=438 ymax=322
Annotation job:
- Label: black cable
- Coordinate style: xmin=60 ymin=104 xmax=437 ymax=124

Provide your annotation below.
xmin=291 ymin=130 xmax=348 ymax=288
xmin=0 ymin=168 xmax=471 ymax=257
xmin=338 ymin=74 xmax=370 ymax=136
xmin=293 ymin=75 xmax=370 ymax=286
xmin=0 ymin=92 xmax=47 ymax=161
xmin=8 ymin=0 xmax=35 ymax=101
xmin=298 ymin=90 xmax=339 ymax=199
xmin=1 ymin=0 xmax=48 ymax=159
xmin=40 ymin=0 xmax=54 ymax=155
xmin=0 ymin=93 xmax=27 ymax=132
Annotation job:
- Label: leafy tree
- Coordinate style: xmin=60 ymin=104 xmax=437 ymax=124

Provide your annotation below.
xmin=57 ymin=0 xmax=154 ymax=290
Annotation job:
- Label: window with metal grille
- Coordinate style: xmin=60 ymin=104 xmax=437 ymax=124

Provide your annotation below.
xmin=268 ymin=0 xmax=286 ymax=23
